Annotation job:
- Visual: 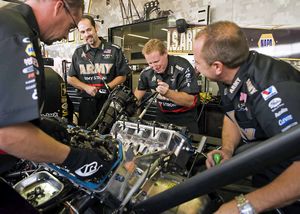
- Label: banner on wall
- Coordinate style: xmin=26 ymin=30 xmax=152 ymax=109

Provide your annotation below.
xmin=167 ymin=26 xmax=204 ymax=54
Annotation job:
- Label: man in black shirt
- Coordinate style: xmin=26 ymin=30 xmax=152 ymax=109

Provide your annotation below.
xmin=0 ymin=0 xmax=113 ymax=180
xmin=68 ymin=15 xmax=130 ymax=127
xmin=193 ymin=21 xmax=300 ymax=214
xmin=134 ymin=39 xmax=199 ymax=133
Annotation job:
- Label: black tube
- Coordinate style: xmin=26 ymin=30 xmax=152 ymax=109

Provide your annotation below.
xmin=133 ymin=125 xmax=300 ymax=213
xmin=136 ymin=92 xmax=158 ymax=109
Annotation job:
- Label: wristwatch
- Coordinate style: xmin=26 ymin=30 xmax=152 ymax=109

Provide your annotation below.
xmin=235 ymin=194 xmax=256 ymax=214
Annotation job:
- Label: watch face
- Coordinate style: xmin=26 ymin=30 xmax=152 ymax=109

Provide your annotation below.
xmin=240 ymin=203 xmax=256 ymax=214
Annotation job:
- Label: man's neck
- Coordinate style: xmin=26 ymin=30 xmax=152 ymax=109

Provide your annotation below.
xmin=222 ymin=67 xmax=240 ymax=85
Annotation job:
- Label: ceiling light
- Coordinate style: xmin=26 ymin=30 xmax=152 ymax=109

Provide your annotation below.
xmin=127 ymin=34 xmax=150 ymax=40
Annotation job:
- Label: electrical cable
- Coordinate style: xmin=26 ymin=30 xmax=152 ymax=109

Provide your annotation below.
xmin=197 ymin=77 xmax=209 ymax=123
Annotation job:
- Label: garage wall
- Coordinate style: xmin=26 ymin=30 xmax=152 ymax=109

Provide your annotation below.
xmin=46 ymin=0 xmax=300 ymax=76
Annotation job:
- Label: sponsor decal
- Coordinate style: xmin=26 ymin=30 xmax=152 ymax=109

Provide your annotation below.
xmin=81 ymin=52 xmax=86 ymax=58
xmin=278 ymin=114 xmax=293 ymax=126
xmin=60 ymin=83 xmax=69 ymax=117
xmin=25 ymin=84 xmax=36 ymax=90
xmin=75 ymin=161 xmax=101 ymax=177
xmin=261 ymin=85 xmax=278 ymax=101
xmin=237 ymin=103 xmax=247 ymax=111
xmin=25 ymin=79 xmax=36 ymax=85
xmin=258 ymin=33 xmax=275 ymax=48
xmin=185 ymin=73 xmax=191 ymax=78
xmin=99 ymin=89 xmax=107 ymax=94
xmin=102 ymin=54 xmax=112 ymax=59
xmin=175 ymin=65 xmax=184 ymax=71
xmin=27 ymin=73 xmax=36 ymax=79
xmin=25 ymin=43 xmax=36 ymax=57
xmin=274 ymin=108 xmax=288 ymax=118
xmin=246 ymin=79 xmax=257 ymax=95
xmin=268 ymin=97 xmax=282 ymax=110
xmin=24 ymin=57 xmax=39 ymax=67
xmin=79 ymin=63 xmax=113 ymax=75
xmin=271 ymin=104 xmax=284 ymax=112
xmin=229 ymin=77 xmax=241 ymax=93
xmin=22 ymin=65 xmax=35 ymax=74
xmin=22 ymin=37 xmax=31 ymax=44
xmin=103 ymin=49 xmax=112 ymax=54
xmin=224 ymin=88 xmax=228 ymax=95
xmin=239 ymin=92 xmax=247 ymax=103
xmin=281 ymin=122 xmax=298 ymax=132
xmin=170 ymin=77 xmax=175 ymax=83
xmin=32 ymin=89 xmax=38 ymax=100
xmin=170 ymin=66 xmax=174 ymax=75
xmin=238 ymin=92 xmax=248 ymax=111
xmin=151 ymin=75 xmax=156 ymax=82
xmin=41 ymin=112 xmax=59 ymax=117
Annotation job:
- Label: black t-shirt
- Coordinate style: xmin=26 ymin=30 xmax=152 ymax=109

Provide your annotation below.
xmin=0 ymin=3 xmax=44 ymax=128
xmin=68 ymin=38 xmax=131 ymax=97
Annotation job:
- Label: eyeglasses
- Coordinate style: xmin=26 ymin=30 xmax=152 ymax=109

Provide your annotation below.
xmin=63 ymin=0 xmax=78 ymax=32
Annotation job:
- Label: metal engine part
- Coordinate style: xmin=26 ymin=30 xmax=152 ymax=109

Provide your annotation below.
xmin=5 ymin=119 xmax=201 ymax=213
xmin=88 ymin=85 xmax=138 ymax=134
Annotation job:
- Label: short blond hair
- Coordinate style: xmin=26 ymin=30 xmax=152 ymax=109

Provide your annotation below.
xmin=142 ymin=39 xmax=167 ymax=55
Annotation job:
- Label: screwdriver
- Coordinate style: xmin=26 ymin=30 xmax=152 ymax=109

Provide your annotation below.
xmin=213 ymin=153 xmax=222 ymax=165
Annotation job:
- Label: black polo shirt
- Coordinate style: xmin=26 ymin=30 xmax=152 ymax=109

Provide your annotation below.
xmin=0 ymin=3 xmax=44 ymax=128
xmin=138 ymin=55 xmax=199 ymax=132
xmin=218 ymin=51 xmax=300 ymax=188
xmin=68 ymin=38 xmax=131 ymax=97
xmin=218 ymin=51 xmax=300 ymax=141
xmin=0 ymin=3 xmax=44 ymax=168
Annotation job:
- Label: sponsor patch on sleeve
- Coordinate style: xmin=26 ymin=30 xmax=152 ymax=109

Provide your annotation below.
xmin=261 ymin=85 xmax=278 ymax=101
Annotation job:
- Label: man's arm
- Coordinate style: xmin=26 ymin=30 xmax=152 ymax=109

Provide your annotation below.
xmin=107 ymin=75 xmax=126 ymax=89
xmin=134 ymin=89 xmax=146 ymax=102
xmin=216 ymin=161 xmax=300 ymax=214
xmin=67 ymin=76 xmax=97 ymax=96
xmin=206 ymin=116 xmax=241 ymax=168
xmin=163 ymin=90 xmax=195 ymax=107
xmin=221 ymin=116 xmax=241 ymax=156
xmin=0 ymin=122 xmax=70 ymax=163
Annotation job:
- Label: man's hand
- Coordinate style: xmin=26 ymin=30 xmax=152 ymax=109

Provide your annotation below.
xmin=62 ymin=147 xmax=115 ymax=180
xmin=156 ymin=80 xmax=169 ymax=95
xmin=85 ymin=85 xmax=98 ymax=96
xmin=206 ymin=148 xmax=233 ymax=168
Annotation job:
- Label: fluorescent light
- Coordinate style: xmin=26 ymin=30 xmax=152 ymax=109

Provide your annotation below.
xmin=113 ymin=36 xmax=124 ymax=40
xmin=127 ymin=34 xmax=149 ymax=40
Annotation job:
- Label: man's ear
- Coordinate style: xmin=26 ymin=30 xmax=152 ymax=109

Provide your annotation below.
xmin=54 ymin=0 xmax=65 ymax=16
xmin=95 ymin=24 xmax=99 ymax=33
xmin=212 ymin=61 xmax=224 ymax=76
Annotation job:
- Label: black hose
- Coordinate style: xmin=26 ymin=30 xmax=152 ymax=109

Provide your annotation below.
xmin=133 ymin=125 xmax=300 ymax=213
